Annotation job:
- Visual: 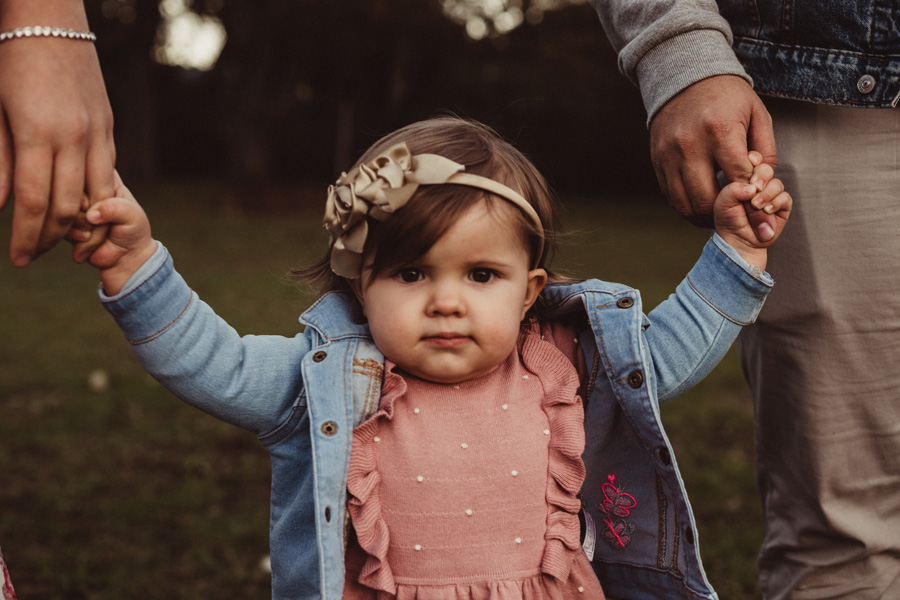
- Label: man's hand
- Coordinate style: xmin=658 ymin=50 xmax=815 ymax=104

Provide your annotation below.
xmin=649 ymin=75 xmax=777 ymax=227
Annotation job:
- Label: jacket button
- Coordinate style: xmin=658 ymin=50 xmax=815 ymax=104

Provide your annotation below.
xmin=655 ymin=447 xmax=671 ymax=465
xmin=627 ymin=370 xmax=644 ymax=388
xmin=857 ymin=74 xmax=876 ymax=94
xmin=312 ymin=350 xmax=327 ymax=362
xmin=684 ymin=527 xmax=695 ymax=545
xmin=616 ymin=297 xmax=634 ymax=309
xmin=321 ymin=421 xmax=338 ymax=436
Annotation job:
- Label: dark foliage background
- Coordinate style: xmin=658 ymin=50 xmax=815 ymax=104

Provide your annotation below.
xmin=86 ymin=0 xmax=658 ymax=203
xmin=1 ymin=2 xmax=768 ymax=598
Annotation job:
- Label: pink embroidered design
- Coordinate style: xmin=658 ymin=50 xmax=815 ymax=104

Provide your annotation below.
xmin=599 ymin=474 xmax=637 ymax=549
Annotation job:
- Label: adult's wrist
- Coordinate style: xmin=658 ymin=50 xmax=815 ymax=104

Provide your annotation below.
xmin=0 ymin=0 xmax=90 ymax=31
xmin=636 ymin=29 xmax=750 ymax=125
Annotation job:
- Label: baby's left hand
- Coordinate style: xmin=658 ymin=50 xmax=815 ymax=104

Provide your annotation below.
xmin=714 ymin=152 xmax=792 ymax=270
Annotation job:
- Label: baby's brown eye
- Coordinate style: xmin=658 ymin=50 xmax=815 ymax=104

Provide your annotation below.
xmin=470 ymin=269 xmax=494 ymax=283
xmin=398 ymin=269 xmax=422 ymax=283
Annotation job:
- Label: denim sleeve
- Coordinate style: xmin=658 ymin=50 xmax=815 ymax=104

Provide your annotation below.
xmin=589 ymin=0 xmax=751 ymax=122
xmin=646 ymin=233 xmax=772 ymax=401
xmin=99 ymin=243 xmax=311 ymax=433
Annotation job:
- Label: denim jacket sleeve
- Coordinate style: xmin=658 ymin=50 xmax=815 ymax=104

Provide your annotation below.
xmin=589 ymin=0 xmax=751 ymax=122
xmin=647 ymin=233 xmax=772 ymax=401
xmin=99 ymin=242 xmax=311 ymax=434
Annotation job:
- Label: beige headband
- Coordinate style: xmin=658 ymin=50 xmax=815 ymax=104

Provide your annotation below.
xmin=323 ymin=142 xmax=544 ymax=278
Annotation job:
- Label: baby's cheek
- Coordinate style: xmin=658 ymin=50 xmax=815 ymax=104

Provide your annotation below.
xmin=483 ymin=319 xmax=522 ymax=354
xmin=371 ymin=319 xmax=419 ymax=360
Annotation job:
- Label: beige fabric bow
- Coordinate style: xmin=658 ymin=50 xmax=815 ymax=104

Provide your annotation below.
xmin=324 ymin=142 xmax=544 ymax=278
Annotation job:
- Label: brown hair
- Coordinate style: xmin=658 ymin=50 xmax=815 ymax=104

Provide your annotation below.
xmin=292 ymin=117 xmax=563 ymax=296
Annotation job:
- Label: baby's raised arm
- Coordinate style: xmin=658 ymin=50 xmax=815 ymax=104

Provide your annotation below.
xmin=713 ymin=153 xmax=792 ymax=271
xmin=69 ymin=172 xmax=156 ymax=295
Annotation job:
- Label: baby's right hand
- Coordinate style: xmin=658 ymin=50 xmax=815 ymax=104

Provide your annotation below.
xmin=70 ymin=172 xmax=156 ymax=295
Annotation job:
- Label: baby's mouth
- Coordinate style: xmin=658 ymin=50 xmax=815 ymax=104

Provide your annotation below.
xmin=422 ymin=333 xmax=471 ymax=347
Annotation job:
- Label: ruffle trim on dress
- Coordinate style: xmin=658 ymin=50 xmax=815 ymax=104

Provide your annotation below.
xmin=347 ymin=361 xmax=408 ymax=594
xmin=517 ymin=331 xmax=586 ymax=583
xmin=386 ymin=571 xmax=584 ymax=599
xmin=347 ymin=331 xmax=586 ymax=597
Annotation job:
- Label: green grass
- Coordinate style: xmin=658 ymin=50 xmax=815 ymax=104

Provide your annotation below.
xmin=0 ymin=184 xmax=763 ymax=598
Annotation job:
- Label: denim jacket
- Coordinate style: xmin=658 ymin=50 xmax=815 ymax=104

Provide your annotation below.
xmin=592 ymin=0 xmax=900 ymax=122
xmin=721 ymin=0 xmax=900 ymax=108
xmin=100 ymin=234 xmax=772 ymax=600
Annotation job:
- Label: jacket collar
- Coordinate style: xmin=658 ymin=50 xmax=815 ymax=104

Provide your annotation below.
xmin=299 ymin=291 xmax=370 ymax=341
xmin=542 ymin=279 xmax=635 ymax=313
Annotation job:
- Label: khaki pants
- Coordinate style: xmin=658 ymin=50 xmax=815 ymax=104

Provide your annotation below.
xmin=739 ymin=98 xmax=900 ymax=599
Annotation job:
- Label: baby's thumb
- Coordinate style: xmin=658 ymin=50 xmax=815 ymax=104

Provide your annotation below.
xmin=86 ymin=198 xmax=122 ymax=226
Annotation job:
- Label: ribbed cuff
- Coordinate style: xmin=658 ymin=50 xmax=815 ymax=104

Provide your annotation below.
xmin=636 ymin=28 xmax=751 ymax=124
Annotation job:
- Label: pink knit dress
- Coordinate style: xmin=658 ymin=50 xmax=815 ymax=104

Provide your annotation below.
xmin=344 ymin=328 xmax=605 ymax=599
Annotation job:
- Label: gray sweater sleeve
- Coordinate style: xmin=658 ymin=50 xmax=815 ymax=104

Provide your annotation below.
xmin=590 ymin=0 xmax=752 ymax=124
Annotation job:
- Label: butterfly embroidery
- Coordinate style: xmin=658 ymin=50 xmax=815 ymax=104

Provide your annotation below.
xmin=599 ymin=474 xmax=637 ymax=549
xmin=602 ymin=519 xmax=635 ymax=548
xmin=602 ymin=476 xmax=637 ymax=518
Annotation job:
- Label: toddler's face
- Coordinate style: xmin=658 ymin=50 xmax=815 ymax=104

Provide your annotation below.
xmin=358 ymin=201 xmax=546 ymax=384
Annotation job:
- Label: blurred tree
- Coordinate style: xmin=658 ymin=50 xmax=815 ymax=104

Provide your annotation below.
xmin=209 ymin=0 xmax=465 ymax=187
xmin=87 ymin=0 xmax=165 ymax=181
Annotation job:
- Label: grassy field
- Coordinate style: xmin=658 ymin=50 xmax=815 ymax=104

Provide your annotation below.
xmin=0 ymin=183 xmax=764 ymax=598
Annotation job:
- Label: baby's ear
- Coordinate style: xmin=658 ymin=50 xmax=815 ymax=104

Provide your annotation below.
xmin=522 ymin=268 xmax=548 ymax=319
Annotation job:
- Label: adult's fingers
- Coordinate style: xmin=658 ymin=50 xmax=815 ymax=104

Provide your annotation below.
xmin=710 ymin=124 xmax=755 ymax=186
xmin=652 ymin=147 xmax=719 ymax=227
xmin=73 ymin=131 xmax=117 ymax=262
xmin=9 ymin=144 xmax=54 ymax=267
xmin=84 ymin=109 xmax=116 ymax=201
xmin=0 ymin=110 xmax=11 ymax=211
xmin=35 ymin=145 xmax=86 ymax=256
xmin=676 ymin=156 xmax=719 ymax=227
xmin=65 ymin=223 xmax=92 ymax=244
xmin=747 ymin=99 xmax=778 ymax=169
xmin=717 ymin=94 xmax=776 ymax=187
xmin=113 ymin=169 xmax=126 ymax=193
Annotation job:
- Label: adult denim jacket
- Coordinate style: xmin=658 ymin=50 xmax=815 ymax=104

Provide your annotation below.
xmin=101 ymin=234 xmax=772 ymax=600
xmin=592 ymin=0 xmax=900 ymax=123
xmin=721 ymin=0 xmax=900 ymax=108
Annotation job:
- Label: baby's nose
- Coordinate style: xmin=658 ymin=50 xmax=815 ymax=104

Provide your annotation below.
xmin=426 ymin=287 xmax=466 ymax=316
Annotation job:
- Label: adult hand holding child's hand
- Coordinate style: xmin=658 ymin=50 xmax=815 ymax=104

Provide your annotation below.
xmin=67 ymin=171 xmax=156 ymax=295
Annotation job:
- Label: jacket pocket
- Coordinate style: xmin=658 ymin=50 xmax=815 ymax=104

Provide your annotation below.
xmin=259 ymin=394 xmax=308 ymax=449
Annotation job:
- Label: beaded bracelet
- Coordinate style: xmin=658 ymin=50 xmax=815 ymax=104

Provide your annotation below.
xmin=0 ymin=26 xmax=96 ymax=44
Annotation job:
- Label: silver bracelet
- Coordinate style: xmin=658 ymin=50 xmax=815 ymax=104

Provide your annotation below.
xmin=0 ymin=26 xmax=96 ymax=44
